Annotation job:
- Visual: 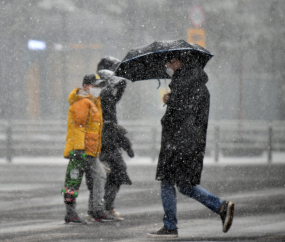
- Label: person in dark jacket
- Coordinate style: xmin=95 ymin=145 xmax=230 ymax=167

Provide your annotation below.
xmin=96 ymin=57 xmax=134 ymax=221
xmin=147 ymin=54 xmax=234 ymax=238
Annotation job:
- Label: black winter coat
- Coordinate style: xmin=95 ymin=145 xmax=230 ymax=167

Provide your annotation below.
xmin=99 ymin=76 xmax=134 ymax=185
xmin=155 ymin=64 xmax=210 ymax=187
xmin=100 ymin=77 xmax=126 ymax=124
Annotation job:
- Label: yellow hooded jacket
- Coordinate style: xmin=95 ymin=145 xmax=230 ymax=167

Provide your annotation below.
xmin=64 ymin=88 xmax=103 ymax=158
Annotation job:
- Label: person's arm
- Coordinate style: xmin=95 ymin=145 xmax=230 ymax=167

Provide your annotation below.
xmin=71 ymin=99 xmax=90 ymax=151
xmin=119 ymin=134 xmax=134 ymax=158
xmin=114 ymin=124 xmax=134 ymax=158
xmin=111 ymin=76 xmax=127 ymax=103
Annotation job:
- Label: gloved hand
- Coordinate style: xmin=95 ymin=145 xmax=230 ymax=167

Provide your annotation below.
xmin=71 ymin=150 xmax=86 ymax=160
xmin=111 ymin=76 xmax=126 ymax=88
xmin=127 ymin=148 xmax=134 ymax=158
xmin=98 ymin=69 xmax=114 ymax=80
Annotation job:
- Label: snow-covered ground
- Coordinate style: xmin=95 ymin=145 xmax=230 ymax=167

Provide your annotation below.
xmin=0 ymin=152 xmax=284 ymax=241
xmin=0 ymin=151 xmax=284 ymax=165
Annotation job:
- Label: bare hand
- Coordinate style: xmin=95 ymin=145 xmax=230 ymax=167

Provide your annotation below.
xmin=163 ymin=93 xmax=170 ymax=104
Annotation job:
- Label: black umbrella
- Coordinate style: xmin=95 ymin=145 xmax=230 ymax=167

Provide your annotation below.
xmin=115 ymin=39 xmax=213 ymax=82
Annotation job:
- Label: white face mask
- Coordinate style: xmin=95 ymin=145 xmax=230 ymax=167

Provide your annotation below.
xmin=166 ymin=67 xmax=174 ymax=77
xmin=89 ymin=87 xmax=101 ymax=97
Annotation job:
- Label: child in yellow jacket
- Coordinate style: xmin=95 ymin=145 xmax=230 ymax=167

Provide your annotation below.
xmin=62 ymin=74 xmax=113 ymax=223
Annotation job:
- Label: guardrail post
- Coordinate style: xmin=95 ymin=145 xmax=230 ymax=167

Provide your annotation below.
xmin=214 ymin=125 xmax=220 ymax=162
xmin=268 ymin=123 xmax=272 ymax=163
xmin=6 ymin=126 xmax=12 ymax=162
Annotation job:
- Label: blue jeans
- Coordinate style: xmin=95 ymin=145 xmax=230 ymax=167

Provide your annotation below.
xmin=161 ymin=180 xmax=223 ymax=230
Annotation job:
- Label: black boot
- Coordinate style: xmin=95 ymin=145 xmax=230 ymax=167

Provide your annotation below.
xmin=65 ymin=203 xmax=85 ymax=224
xmin=63 ymin=191 xmax=86 ymax=224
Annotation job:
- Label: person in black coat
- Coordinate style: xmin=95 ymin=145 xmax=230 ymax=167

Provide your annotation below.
xmin=147 ymin=55 xmax=234 ymax=238
xmin=97 ymin=57 xmax=134 ymax=221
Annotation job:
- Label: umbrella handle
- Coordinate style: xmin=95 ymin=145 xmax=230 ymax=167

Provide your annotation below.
xmin=157 ymin=79 xmax=161 ymax=89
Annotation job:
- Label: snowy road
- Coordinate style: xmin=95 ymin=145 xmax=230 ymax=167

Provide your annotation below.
xmin=0 ymin=157 xmax=284 ymax=241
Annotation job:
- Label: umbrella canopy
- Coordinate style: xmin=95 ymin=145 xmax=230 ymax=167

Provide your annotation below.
xmin=115 ymin=39 xmax=213 ymax=82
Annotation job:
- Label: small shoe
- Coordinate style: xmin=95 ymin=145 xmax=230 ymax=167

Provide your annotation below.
xmin=109 ymin=209 xmax=124 ymax=221
xmin=65 ymin=212 xmax=86 ymax=224
xmin=220 ymin=201 xmax=234 ymax=233
xmin=93 ymin=210 xmax=115 ymax=222
xmin=147 ymin=227 xmax=178 ymax=238
xmin=86 ymin=214 xmax=92 ymax=222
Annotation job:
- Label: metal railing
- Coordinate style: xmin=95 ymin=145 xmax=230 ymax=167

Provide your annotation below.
xmin=0 ymin=119 xmax=284 ymax=163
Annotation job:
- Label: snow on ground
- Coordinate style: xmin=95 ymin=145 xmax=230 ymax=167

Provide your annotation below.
xmin=0 ymin=151 xmax=284 ymax=165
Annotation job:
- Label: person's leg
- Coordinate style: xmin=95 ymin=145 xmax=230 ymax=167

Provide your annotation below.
xmin=103 ymin=153 xmax=130 ymax=220
xmin=177 ymin=183 xmax=234 ymax=233
xmin=104 ymin=174 xmax=120 ymax=211
xmin=90 ymin=157 xmax=117 ymax=221
xmin=161 ymin=180 xmax=178 ymax=230
xmin=63 ymin=158 xmax=85 ymax=223
xmin=85 ymin=160 xmax=94 ymax=215
xmin=147 ymin=180 xmax=178 ymax=237
xmin=178 ymin=184 xmax=223 ymax=214
xmin=89 ymin=157 xmax=106 ymax=212
xmin=104 ymin=175 xmax=123 ymax=220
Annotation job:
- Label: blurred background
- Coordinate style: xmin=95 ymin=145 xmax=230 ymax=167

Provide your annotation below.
xmin=1 ymin=0 xmax=285 ymax=160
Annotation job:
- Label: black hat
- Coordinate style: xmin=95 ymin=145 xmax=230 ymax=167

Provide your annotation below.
xmin=82 ymin=74 xmax=105 ymax=87
xmin=97 ymin=56 xmax=120 ymax=72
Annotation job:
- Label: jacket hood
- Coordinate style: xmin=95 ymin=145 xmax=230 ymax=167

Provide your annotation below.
xmin=68 ymin=88 xmax=93 ymax=106
xmin=172 ymin=64 xmax=208 ymax=86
